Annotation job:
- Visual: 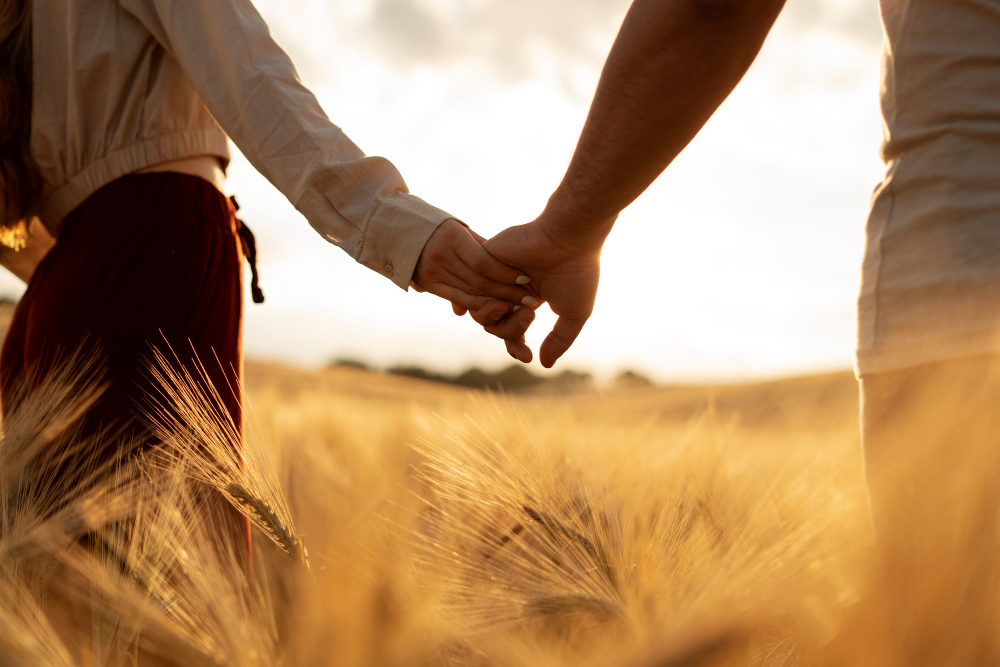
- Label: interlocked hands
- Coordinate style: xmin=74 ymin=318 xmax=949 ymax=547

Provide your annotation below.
xmin=411 ymin=213 xmax=607 ymax=369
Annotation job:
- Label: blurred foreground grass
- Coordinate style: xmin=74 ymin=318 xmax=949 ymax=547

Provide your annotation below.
xmin=237 ymin=361 xmax=875 ymax=666
xmin=1 ymin=353 xmax=888 ymax=666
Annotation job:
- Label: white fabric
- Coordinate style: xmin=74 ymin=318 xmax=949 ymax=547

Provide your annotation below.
xmin=857 ymin=0 xmax=1000 ymax=375
xmin=31 ymin=0 xmax=451 ymax=289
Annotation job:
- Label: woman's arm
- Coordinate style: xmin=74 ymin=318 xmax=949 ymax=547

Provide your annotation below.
xmin=117 ymin=0 xmax=531 ymax=318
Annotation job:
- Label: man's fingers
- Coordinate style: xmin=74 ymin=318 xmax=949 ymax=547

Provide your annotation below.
xmin=452 ymin=303 xmax=468 ymax=316
xmin=468 ymin=300 xmax=510 ymax=326
xmin=505 ymin=338 xmax=532 ymax=364
xmin=484 ymin=306 xmax=535 ymax=340
xmin=539 ymin=316 xmax=587 ymax=369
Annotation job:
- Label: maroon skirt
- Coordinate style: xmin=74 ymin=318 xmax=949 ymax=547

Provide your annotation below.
xmin=0 ymin=172 xmax=250 ymax=553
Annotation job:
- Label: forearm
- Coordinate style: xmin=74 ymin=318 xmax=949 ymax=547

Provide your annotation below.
xmin=543 ymin=0 xmax=786 ymax=246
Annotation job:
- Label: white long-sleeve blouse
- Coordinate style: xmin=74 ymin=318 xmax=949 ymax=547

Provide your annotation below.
xmin=32 ymin=0 xmax=451 ymax=289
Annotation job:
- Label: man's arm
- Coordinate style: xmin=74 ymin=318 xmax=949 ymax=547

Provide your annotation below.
xmin=482 ymin=0 xmax=787 ymax=366
xmin=546 ymin=0 xmax=786 ymax=243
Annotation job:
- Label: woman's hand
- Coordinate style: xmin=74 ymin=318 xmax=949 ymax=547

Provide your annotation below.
xmin=411 ymin=219 xmax=539 ymax=327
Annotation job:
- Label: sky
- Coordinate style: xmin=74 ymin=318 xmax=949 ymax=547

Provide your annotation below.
xmin=5 ymin=0 xmax=889 ymax=382
xmin=222 ymin=0 xmax=888 ymax=382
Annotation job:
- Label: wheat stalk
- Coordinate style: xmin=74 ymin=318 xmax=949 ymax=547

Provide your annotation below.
xmin=140 ymin=344 xmax=306 ymax=568
xmin=225 ymin=482 xmax=305 ymax=562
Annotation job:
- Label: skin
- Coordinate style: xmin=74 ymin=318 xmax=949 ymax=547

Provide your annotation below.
xmin=137 ymin=155 xmax=227 ymax=190
xmin=0 ymin=217 xmax=55 ymax=283
xmin=411 ymin=219 xmax=537 ymax=329
xmin=1 ymin=157 xmax=535 ymax=328
xmin=475 ymin=0 xmax=788 ymax=367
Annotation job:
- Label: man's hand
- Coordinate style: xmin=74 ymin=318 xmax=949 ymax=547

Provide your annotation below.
xmin=412 ymin=219 xmax=537 ymax=326
xmin=440 ymin=0 xmax=785 ymax=365
xmin=479 ymin=214 xmax=606 ymax=368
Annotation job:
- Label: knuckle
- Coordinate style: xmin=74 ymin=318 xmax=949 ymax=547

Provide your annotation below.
xmin=501 ymin=321 xmax=522 ymax=335
xmin=441 ymin=224 xmax=460 ymax=242
xmin=471 ymin=255 xmax=491 ymax=273
xmin=484 ymin=325 xmax=505 ymax=338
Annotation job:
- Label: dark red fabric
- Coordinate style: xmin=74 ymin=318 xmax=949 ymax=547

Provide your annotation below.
xmin=0 ymin=172 xmax=249 ymax=554
xmin=1 ymin=172 xmax=244 ymax=431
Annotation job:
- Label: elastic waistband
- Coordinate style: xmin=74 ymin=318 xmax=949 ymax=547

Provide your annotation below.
xmin=40 ymin=127 xmax=231 ymax=233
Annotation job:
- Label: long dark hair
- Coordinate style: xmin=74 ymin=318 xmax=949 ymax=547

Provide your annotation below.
xmin=0 ymin=0 xmax=40 ymax=247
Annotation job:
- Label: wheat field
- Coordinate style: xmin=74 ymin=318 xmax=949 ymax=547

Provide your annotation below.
xmin=6 ymin=347 xmax=991 ymax=666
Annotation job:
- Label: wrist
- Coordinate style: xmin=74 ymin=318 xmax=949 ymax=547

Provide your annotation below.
xmin=537 ymin=190 xmax=616 ymax=256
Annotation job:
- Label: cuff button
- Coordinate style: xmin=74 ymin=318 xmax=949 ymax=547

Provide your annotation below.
xmin=384 ymin=263 xmax=394 ymax=277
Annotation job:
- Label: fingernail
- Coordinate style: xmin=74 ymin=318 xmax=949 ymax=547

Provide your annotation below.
xmin=491 ymin=311 xmax=502 ymax=321
xmin=512 ymin=305 xmax=522 ymax=312
xmin=520 ymin=318 xmax=531 ymax=328
xmin=521 ymin=295 xmax=539 ymax=307
xmin=515 ymin=275 xmax=531 ymax=285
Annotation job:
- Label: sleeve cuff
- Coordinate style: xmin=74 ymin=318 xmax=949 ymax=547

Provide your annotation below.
xmin=357 ymin=193 xmax=455 ymax=290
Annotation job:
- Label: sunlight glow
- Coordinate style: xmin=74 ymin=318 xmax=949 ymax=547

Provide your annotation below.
xmin=0 ymin=1 xmax=887 ymax=382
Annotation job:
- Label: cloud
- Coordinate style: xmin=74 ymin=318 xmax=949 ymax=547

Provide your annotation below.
xmin=840 ymin=5 xmax=884 ymax=49
xmin=368 ymin=0 xmax=453 ymax=64
xmin=364 ymin=0 xmax=630 ymax=78
xmin=781 ymin=0 xmax=883 ymax=49
xmin=361 ymin=0 xmax=883 ymax=81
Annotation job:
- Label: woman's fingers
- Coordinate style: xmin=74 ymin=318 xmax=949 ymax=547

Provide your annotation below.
xmin=423 ymin=266 xmax=514 ymax=323
xmin=453 ymin=231 xmax=538 ymax=304
xmin=450 ymin=255 xmax=537 ymax=305
xmin=430 ymin=269 xmax=539 ymax=318
xmin=428 ymin=283 xmax=507 ymax=315
xmin=418 ymin=245 xmax=530 ymax=304
xmin=412 ymin=220 xmax=543 ymax=353
xmin=413 ymin=219 xmax=537 ymax=306
xmin=433 ymin=256 xmax=538 ymax=309
xmin=455 ymin=228 xmax=529 ymax=286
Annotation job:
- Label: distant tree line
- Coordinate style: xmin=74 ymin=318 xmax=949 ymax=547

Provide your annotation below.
xmin=329 ymin=357 xmax=654 ymax=394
